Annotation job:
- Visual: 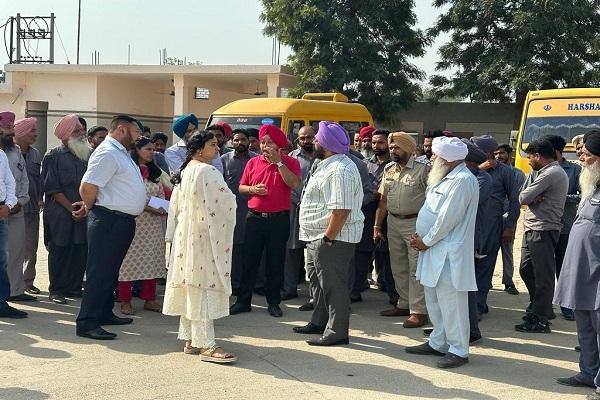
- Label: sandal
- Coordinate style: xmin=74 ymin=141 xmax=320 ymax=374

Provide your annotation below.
xmin=120 ymin=301 xmax=134 ymax=315
xmin=183 ymin=345 xmax=202 ymax=355
xmin=143 ymin=301 xmax=162 ymax=313
xmin=200 ymin=346 xmax=237 ymax=364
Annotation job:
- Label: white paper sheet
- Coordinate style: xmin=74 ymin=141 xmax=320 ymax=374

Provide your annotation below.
xmin=148 ymin=196 xmax=170 ymax=212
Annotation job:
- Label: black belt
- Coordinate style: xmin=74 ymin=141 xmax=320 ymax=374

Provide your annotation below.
xmin=248 ymin=209 xmax=288 ymax=218
xmin=389 ymin=212 xmax=418 ymax=219
xmin=93 ymin=205 xmax=136 ymax=219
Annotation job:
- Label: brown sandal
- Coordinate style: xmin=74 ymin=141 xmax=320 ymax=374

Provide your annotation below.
xmin=200 ymin=346 xmax=237 ymax=364
xmin=143 ymin=301 xmax=162 ymax=313
xmin=120 ymin=301 xmax=134 ymax=315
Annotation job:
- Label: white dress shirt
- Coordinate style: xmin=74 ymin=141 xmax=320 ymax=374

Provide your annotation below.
xmin=0 ymin=149 xmax=17 ymax=207
xmin=82 ymin=136 xmax=146 ymax=216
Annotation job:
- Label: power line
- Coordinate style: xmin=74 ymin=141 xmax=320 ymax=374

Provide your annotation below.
xmin=54 ymin=21 xmax=70 ymax=63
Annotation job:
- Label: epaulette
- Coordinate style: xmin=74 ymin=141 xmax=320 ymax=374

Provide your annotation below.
xmin=383 ymin=162 xmax=396 ymax=172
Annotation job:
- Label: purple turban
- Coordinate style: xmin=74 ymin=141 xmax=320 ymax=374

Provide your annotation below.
xmin=316 ymin=121 xmax=349 ymax=154
xmin=0 ymin=112 xmax=16 ymax=127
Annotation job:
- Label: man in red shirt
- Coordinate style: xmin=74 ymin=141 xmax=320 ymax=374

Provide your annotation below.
xmin=230 ymin=124 xmax=301 ymax=317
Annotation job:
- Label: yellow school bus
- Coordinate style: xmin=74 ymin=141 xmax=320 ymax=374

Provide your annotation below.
xmin=516 ymin=88 xmax=600 ymax=173
xmin=206 ymin=93 xmax=374 ymax=144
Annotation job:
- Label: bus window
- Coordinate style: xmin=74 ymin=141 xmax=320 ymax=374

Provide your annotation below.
xmin=207 ymin=116 xmax=282 ymax=131
xmin=521 ymin=115 xmax=600 ymax=159
xmin=339 ymin=121 xmax=363 ymax=135
xmin=287 ymin=120 xmax=304 ymax=143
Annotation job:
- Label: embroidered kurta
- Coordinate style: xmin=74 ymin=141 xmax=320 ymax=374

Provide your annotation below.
xmin=163 ymin=162 xmax=236 ymax=321
xmin=118 ymin=177 xmax=167 ymax=282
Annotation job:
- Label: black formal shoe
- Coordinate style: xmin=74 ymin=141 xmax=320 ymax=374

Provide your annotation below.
xmin=101 ymin=315 xmax=133 ymax=326
xmin=229 ymin=303 xmax=251 ymax=315
xmin=253 ymin=287 xmax=266 ymax=296
xmin=469 ymin=335 xmax=483 ymax=344
xmin=405 ymin=342 xmax=445 ymax=356
xmin=299 ymin=302 xmax=314 ymax=311
xmin=504 ymin=285 xmax=519 ymax=295
xmin=268 ymin=304 xmax=283 ymax=317
xmin=49 ymin=294 xmax=67 ymax=304
xmin=25 ymin=285 xmax=41 ymax=295
xmin=293 ymin=323 xmax=325 ymax=334
xmin=281 ymin=292 xmax=299 ymax=301
xmin=437 ymin=352 xmax=469 ymax=369
xmin=0 ymin=304 xmax=28 ymax=319
xmin=575 ymin=345 xmax=581 ymax=352
xmin=556 ymin=376 xmax=595 ymax=388
xmin=306 ymin=336 xmax=349 ymax=346
xmin=350 ymin=293 xmax=362 ymax=303
xmin=515 ymin=319 xmax=551 ymax=333
xmin=77 ymin=327 xmax=117 ymax=340
xmin=8 ymin=293 xmax=37 ymax=302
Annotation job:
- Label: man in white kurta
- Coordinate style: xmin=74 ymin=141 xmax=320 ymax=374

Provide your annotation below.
xmin=406 ymin=136 xmax=479 ymax=369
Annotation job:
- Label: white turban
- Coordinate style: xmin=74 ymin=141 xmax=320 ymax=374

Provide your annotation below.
xmin=432 ymin=136 xmax=468 ymax=162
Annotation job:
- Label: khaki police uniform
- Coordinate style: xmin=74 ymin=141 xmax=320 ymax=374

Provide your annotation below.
xmin=379 ymin=156 xmax=429 ymax=314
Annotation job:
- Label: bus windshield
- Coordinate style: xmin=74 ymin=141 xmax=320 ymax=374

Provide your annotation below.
xmin=522 ymin=116 xmax=600 ymax=159
xmin=207 ymin=116 xmax=282 ymax=131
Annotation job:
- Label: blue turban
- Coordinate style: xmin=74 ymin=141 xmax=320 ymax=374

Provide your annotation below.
xmin=470 ymin=135 xmax=498 ymax=155
xmin=172 ymin=113 xmax=198 ymax=138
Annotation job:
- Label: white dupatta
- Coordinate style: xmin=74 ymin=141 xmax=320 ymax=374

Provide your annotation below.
xmin=166 ymin=162 xmax=236 ymax=294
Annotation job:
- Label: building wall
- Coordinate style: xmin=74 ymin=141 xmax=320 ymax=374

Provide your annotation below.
xmin=379 ymin=102 xmax=521 ymax=145
xmin=96 ymin=75 xmax=174 ymax=136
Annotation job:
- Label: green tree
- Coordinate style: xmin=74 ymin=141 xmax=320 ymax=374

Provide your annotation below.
xmin=429 ymin=0 xmax=600 ymax=106
xmin=260 ymin=0 xmax=428 ymax=121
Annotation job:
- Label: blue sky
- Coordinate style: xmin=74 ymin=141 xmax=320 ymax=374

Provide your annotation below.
xmin=1 ymin=1 xmax=446 ymax=80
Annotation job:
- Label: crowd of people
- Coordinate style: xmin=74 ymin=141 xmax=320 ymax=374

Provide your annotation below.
xmin=0 ymin=109 xmax=599 ymax=396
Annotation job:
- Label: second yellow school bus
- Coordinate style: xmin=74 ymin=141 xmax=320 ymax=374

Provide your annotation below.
xmin=516 ymin=88 xmax=600 ymax=173
xmin=206 ymin=93 xmax=374 ymax=144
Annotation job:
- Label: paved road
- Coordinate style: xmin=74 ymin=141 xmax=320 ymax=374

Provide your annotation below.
xmin=0 ymin=225 xmax=590 ymax=400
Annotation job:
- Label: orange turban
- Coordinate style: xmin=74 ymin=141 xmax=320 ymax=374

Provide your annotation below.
xmin=388 ymin=132 xmax=416 ymax=154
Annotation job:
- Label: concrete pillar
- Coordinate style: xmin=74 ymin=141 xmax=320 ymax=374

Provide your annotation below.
xmin=267 ymin=74 xmax=280 ymax=98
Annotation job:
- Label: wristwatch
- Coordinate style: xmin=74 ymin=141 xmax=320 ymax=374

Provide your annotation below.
xmin=323 ymin=235 xmax=335 ymax=244
xmin=276 ymin=161 xmax=284 ymax=168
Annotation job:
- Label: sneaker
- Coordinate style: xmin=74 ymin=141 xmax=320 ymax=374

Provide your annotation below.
xmin=25 ymin=285 xmax=41 ymax=295
xmin=504 ymin=285 xmax=519 ymax=295
xmin=515 ymin=319 xmax=551 ymax=333
xmin=49 ymin=294 xmax=67 ymax=304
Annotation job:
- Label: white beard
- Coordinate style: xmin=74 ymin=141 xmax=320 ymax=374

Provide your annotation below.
xmin=361 ymin=148 xmax=373 ymax=158
xmin=67 ymin=136 xmax=91 ymax=161
xmin=427 ymin=157 xmax=451 ymax=187
xmin=580 ymin=162 xmax=600 ymax=201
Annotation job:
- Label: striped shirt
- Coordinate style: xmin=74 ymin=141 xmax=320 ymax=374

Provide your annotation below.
xmin=299 ymin=154 xmax=364 ymax=243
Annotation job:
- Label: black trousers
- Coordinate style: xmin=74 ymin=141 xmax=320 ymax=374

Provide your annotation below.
xmin=519 ymin=230 xmax=559 ymax=322
xmin=237 ymin=211 xmax=289 ymax=306
xmin=76 ymin=207 xmax=135 ymax=333
xmin=48 ymin=242 xmax=87 ymax=296
xmin=555 ymin=233 xmax=570 ymax=278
